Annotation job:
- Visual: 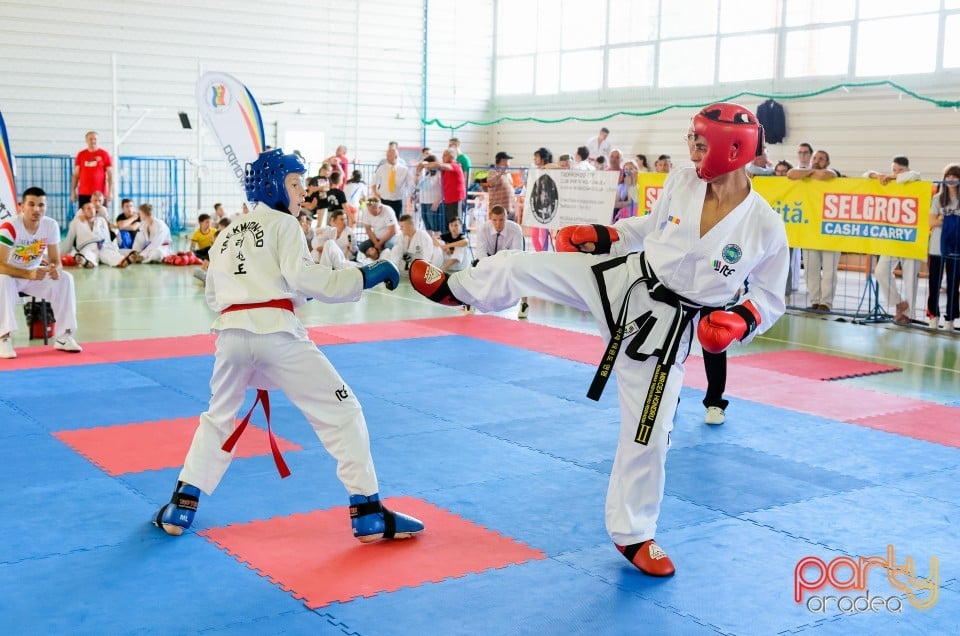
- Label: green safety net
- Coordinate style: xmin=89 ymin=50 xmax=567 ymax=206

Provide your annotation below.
xmin=423 ymin=80 xmax=960 ymax=131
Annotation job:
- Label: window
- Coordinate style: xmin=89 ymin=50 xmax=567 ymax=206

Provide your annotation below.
xmin=720 ymin=0 xmax=779 ymax=34
xmin=608 ymin=46 xmax=655 ymax=88
xmin=659 ymin=37 xmax=716 ymax=88
xmin=536 ymin=53 xmax=560 ymax=95
xmin=608 ymin=0 xmax=658 ymax=44
xmin=496 ymin=1 xmax=538 ymax=55
xmin=944 ymin=14 xmax=960 ymax=68
xmin=784 ymin=0 xmax=855 ymax=27
xmin=784 ymin=26 xmax=850 ymax=78
xmin=719 ymin=34 xmax=777 ymax=82
xmin=560 ymin=50 xmax=605 ymax=92
xmin=659 ymin=0 xmax=718 ymax=39
xmin=561 ymin=0 xmax=606 ymax=49
xmin=858 ymin=0 xmax=939 ymax=20
xmin=496 ymin=57 xmax=534 ymax=95
xmin=856 ymin=15 xmax=938 ymax=76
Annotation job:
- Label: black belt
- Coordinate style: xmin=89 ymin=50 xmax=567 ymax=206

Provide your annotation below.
xmin=589 ymin=252 xmax=701 ymax=445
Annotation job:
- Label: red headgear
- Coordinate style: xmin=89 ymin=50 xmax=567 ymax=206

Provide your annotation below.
xmin=692 ymin=103 xmax=764 ymax=181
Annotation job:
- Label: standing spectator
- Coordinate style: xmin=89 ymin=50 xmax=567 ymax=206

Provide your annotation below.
xmin=0 ymin=186 xmax=82 ymax=358
xmin=71 ymin=131 xmax=113 ymax=208
xmin=613 ymin=160 xmax=640 ymax=222
xmin=745 ymin=149 xmax=775 ymax=176
xmin=127 ymin=204 xmax=174 ymax=264
xmin=635 ymin=154 xmax=651 ymax=172
xmin=865 ymin=157 xmax=922 ymax=324
xmin=927 ymin=164 xmax=960 ymax=328
xmin=530 ymin=148 xmax=559 ymax=253
xmin=607 ymin=149 xmax=623 ymax=173
xmin=372 ymin=146 xmax=410 ymax=217
xmin=654 ymin=155 xmax=672 ymax=173
xmin=116 ymin=198 xmax=141 ymax=249
xmin=574 ymin=146 xmax=594 ymax=171
xmin=343 ymin=170 xmax=368 ymax=226
xmin=795 ymin=142 xmax=813 ymax=170
xmin=415 ymin=154 xmax=443 ymax=234
xmin=190 ymin=213 xmax=217 ymax=262
xmin=448 ymin=137 xmax=472 ymax=186
xmin=773 ymin=160 xmax=792 ymax=176
xmin=586 ymin=127 xmax=612 ymax=162
xmin=326 ymin=145 xmax=350 ymax=178
xmin=325 ymin=171 xmax=347 ymax=213
xmin=486 ymin=151 xmax=517 ymax=221
xmin=302 ymin=177 xmax=323 ymax=217
xmin=357 ymin=198 xmax=398 ymax=260
xmin=421 ymin=149 xmax=465 ymax=226
xmin=787 ymin=150 xmax=840 ymax=311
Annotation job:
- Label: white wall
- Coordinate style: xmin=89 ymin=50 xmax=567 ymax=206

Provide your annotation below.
xmin=0 ymin=0 xmax=494 ymax=215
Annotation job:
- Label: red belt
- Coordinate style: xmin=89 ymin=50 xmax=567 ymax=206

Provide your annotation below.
xmin=221 ymin=389 xmax=290 ymax=479
xmin=221 ymin=299 xmax=294 ymax=314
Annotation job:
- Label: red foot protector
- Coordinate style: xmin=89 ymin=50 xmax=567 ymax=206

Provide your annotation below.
xmin=847 ymin=404 xmax=960 ymax=449
xmin=200 ymin=497 xmax=546 ymax=608
xmin=727 ymin=350 xmax=901 ymax=381
xmin=53 ymin=417 xmax=302 ymax=476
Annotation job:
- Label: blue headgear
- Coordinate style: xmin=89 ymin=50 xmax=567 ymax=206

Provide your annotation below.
xmin=244 ymin=149 xmax=307 ymax=212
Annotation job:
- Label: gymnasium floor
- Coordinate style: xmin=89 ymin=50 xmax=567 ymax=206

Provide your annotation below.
xmin=2 ymin=262 xmax=958 ymax=635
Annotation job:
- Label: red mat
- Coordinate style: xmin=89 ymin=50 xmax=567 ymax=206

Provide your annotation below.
xmin=847 ymin=404 xmax=960 ymax=448
xmin=53 ymin=417 xmax=302 ymax=476
xmin=200 ymin=497 xmax=546 ymax=608
xmin=728 ymin=350 xmax=901 ymax=381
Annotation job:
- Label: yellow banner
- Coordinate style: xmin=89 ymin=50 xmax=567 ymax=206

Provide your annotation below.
xmin=636 ymin=173 xmax=932 ymax=260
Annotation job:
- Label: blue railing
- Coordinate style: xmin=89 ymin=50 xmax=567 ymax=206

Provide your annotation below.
xmin=14 ymin=154 xmax=187 ymax=234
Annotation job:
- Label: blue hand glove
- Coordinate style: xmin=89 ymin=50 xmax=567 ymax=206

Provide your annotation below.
xmin=360 ymin=260 xmax=400 ymax=290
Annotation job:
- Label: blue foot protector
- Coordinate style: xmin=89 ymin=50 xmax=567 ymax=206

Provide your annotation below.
xmin=154 ymin=482 xmax=201 ymax=536
xmin=349 ymin=493 xmax=424 ymax=542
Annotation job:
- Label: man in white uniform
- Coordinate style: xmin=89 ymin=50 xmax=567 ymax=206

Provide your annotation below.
xmin=0 ymin=186 xmax=82 ymax=358
xmin=384 ymin=214 xmax=441 ymax=276
xmin=409 ymin=103 xmax=789 ymax=576
xmin=72 ymin=201 xmax=127 ymax=268
xmin=313 ymin=209 xmax=358 ymax=269
xmin=155 ymin=149 xmax=424 ymax=543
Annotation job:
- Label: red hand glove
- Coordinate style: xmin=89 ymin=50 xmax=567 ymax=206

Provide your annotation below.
xmin=556 ymin=224 xmax=620 ymax=254
xmin=697 ymin=301 xmax=762 ymax=354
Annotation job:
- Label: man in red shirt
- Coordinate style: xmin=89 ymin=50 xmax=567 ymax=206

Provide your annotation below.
xmin=421 ymin=148 xmax=464 ymax=225
xmin=71 ymin=131 xmax=113 ymax=208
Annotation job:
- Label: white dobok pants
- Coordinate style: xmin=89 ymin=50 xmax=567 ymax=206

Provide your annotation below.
xmin=0 ymin=271 xmax=78 ymax=338
xmin=449 ymin=250 xmax=688 ymax=546
xmin=179 ymin=328 xmax=379 ymax=497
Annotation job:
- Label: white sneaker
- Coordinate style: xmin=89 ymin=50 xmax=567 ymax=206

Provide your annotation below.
xmin=0 ymin=337 xmax=16 ymax=359
xmin=705 ymin=406 xmax=725 ymax=425
xmin=54 ymin=334 xmax=83 ymax=353
xmin=929 ymin=317 xmax=939 ymax=329
xmin=517 ymin=301 xmax=529 ymax=320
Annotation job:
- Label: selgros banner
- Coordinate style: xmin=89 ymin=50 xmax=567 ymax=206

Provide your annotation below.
xmin=637 ymin=173 xmax=932 ymax=260
xmin=522 ymin=169 xmax=619 ymax=228
xmin=0 ymin=111 xmax=17 ymax=222
xmin=196 ymin=72 xmax=266 ymax=196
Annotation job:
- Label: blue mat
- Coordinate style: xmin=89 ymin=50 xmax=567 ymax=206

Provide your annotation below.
xmin=6 ymin=333 xmax=960 ymax=634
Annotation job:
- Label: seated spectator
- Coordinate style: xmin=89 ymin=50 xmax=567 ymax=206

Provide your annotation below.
xmin=865 ymin=156 xmax=922 ymax=324
xmin=0 ymin=186 xmax=82 ymax=358
xmin=655 ymin=154 xmax=672 ymax=173
xmin=384 ymin=213 xmax=440 ymax=276
xmin=73 ymin=201 xmax=127 ymax=268
xmin=190 ymin=213 xmax=217 ymax=262
xmin=635 ymin=154 xmax=650 ymax=171
xmin=746 ymin=149 xmax=775 ymax=176
xmin=127 ymin=204 xmax=173 ymax=264
xmin=476 ymin=205 xmax=528 ymax=318
xmin=116 ymin=198 xmax=141 ymax=249
xmin=595 ymin=156 xmax=607 ymax=171
xmin=773 ymin=160 xmax=792 ymax=176
xmin=557 ymin=154 xmax=573 ymax=169
xmin=437 ymin=216 xmax=469 ymax=273
xmin=213 ymin=202 xmax=230 ymax=224
xmin=356 ymin=198 xmax=398 ymax=260
xmin=89 ymin=191 xmax=117 ymax=243
xmin=299 ymin=212 xmax=315 ymax=248
xmin=312 ymin=209 xmax=357 ymax=269
xmin=613 ymin=160 xmax=640 ymax=222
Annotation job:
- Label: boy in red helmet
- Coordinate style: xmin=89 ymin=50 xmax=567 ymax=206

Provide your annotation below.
xmin=410 ymin=103 xmax=788 ymax=576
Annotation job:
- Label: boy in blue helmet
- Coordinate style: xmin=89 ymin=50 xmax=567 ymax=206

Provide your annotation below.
xmin=155 ymin=148 xmax=424 ymax=542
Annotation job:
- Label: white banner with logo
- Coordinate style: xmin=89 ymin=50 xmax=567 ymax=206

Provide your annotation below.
xmin=521 ymin=169 xmax=619 ymax=228
xmin=195 ymin=72 xmax=266 ymax=198
xmin=0 ymin=112 xmax=17 ymax=222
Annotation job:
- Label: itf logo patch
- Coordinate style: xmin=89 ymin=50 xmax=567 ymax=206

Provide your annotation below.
xmin=722 ymin=243 xmax=742 ymax=264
